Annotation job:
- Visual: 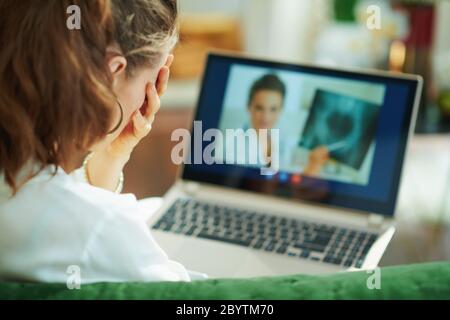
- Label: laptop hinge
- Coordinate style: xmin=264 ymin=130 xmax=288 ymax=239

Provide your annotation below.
xmin=367 ymin=214 xmax=384 ymax=229
xmin=182 ymin=181 xmax=201 ymax=196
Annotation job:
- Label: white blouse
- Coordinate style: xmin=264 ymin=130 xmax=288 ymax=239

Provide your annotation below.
xmin=0 ymin=165 xmax=190 ymax=284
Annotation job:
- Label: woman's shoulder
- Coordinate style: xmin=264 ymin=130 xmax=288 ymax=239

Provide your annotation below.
xmin=2 ymin=166 xmax=141 ymax=220
xmin=0 ymin=166 xmax=182 ymax=283
xmin=0 ymin=165 xmax=147 ymax=258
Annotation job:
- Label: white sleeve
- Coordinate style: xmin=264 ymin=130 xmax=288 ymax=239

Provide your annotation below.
xmin=80 ymin=205 xmax=191 ymax=283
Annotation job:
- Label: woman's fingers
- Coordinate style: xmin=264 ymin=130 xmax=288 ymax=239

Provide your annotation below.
xmin=131 ymin=84 xmax=159 ymax=139
xmin=165 ymin=54 xmax=174 ymax=68
xmin=144 ymin=83 xmax=160 ymax=121
xmin=131 ymin=109 xmax=152 ymax=139
xmin=130 ymin=54 xmax=173 ymax=141
xmin=159 ymin=54 xmax=174 ymax=95
xmin=153 ymin=54 xmax=173 ymax=97
xmin=132 ymin=111 xmax=153 ymax=140
xmin=156 ymin=66 xmax=170 ymax=96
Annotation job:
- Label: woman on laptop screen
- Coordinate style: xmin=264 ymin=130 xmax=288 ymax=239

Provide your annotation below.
xmin=219 ymin=72 xmax=330 ymax=177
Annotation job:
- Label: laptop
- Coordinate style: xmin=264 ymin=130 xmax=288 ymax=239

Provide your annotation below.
xmin=148 ymin=52 xmax=423 ymax=278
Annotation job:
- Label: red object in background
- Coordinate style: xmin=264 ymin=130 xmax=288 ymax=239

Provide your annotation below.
xmin=398 ymin=5 xmax=435 ymax=49
xmin=291 ymin=174 xmax=302 ymax=185
xmin=392 ymin=3 xmax=435 ymax=123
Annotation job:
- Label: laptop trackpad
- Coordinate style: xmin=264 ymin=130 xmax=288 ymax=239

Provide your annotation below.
xmin=170 ymin=236 xmax=244 ymax=277
xmin=157 ymin=232 xmax=337 ymax=278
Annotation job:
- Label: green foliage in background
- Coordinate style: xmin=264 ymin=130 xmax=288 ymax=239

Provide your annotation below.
xmin=333 ymin=0 xmax=358 ymax=22
xmin=333 ymin=0 xmax=437 ymax=22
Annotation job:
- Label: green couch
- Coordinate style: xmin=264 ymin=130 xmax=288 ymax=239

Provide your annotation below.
xmin=1 ymin=262 xmax=449 ymax=299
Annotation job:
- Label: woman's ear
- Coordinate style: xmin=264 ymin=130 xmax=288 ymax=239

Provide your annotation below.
xmin=107 ymin=54 xmax=127 ymax=77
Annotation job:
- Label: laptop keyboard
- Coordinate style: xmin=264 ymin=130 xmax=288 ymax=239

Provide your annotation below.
xmin=151 ymin=199 xmax=378 ymax=269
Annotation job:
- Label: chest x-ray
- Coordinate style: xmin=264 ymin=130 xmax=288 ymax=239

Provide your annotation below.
xmin=299 ymin=89 xmax=380 ymax=170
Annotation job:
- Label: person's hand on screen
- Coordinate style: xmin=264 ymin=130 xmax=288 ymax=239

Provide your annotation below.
xmin=303 ymin=146 xmax=329 ymax=177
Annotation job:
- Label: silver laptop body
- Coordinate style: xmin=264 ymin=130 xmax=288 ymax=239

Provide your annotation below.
xmin=148 ymin=52 xmax=422 ymax=278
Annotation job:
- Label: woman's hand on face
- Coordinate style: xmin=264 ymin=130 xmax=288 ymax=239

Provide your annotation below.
xmin=85 ymin=55 xmax=173 ymax=192
xmin=105 ymin=54 xmax=174 ymax=161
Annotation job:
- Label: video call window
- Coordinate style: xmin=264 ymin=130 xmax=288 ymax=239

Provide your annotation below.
xmin=216 ymin=64 xmax=386 ymax=186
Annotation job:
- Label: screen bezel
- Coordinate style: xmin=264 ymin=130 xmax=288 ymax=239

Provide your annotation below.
xmin=181 ymin=52 xmax=422 ymax=217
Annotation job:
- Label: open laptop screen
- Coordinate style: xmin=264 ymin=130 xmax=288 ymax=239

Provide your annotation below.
xmin=182 ymin=53 xmax=422 ymax=216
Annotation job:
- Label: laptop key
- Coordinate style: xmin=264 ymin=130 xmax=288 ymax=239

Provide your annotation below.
xmin=367 ymin=234 xmax=378 ymax=244
xmin=300 ymin=250 xmax=310 ymax=259
xmin=186 ymin=226 xmax=196 ymax=236
xmin=313 ymin=235 xmax=331 ymax=246
xmin=362 ymin=244 xmax=371 ymax=254
xmin=355 ymin=259 xmax=364 ymax=268
xmin=253 ymin=239 xmax=265 ymax=249
xmin=196 ymin=232 xmax=252 ymax=247
xmin=294 ymin=242 xmax=326 ymax=253
xmin=152 ymin=222 xmax=162 ymax=229
xmin=344 ymin=259 xmax=354 ymax=267
xmin=276 ymin=244 xmax=288 ymax=254
xmin=265 ymin=241 xmax=276 ymax=252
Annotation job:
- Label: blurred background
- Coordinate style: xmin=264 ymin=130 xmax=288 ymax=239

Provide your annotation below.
xmin=124 ymin=0 xmax=450 ymax=265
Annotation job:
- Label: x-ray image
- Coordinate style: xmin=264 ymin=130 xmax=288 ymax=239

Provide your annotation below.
xmin=299 ymin=89 xmax=380 ymax=170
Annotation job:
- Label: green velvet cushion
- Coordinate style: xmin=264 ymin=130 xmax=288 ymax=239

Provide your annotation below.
xmin=1 ymin=262 xmax=449 ymax=300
